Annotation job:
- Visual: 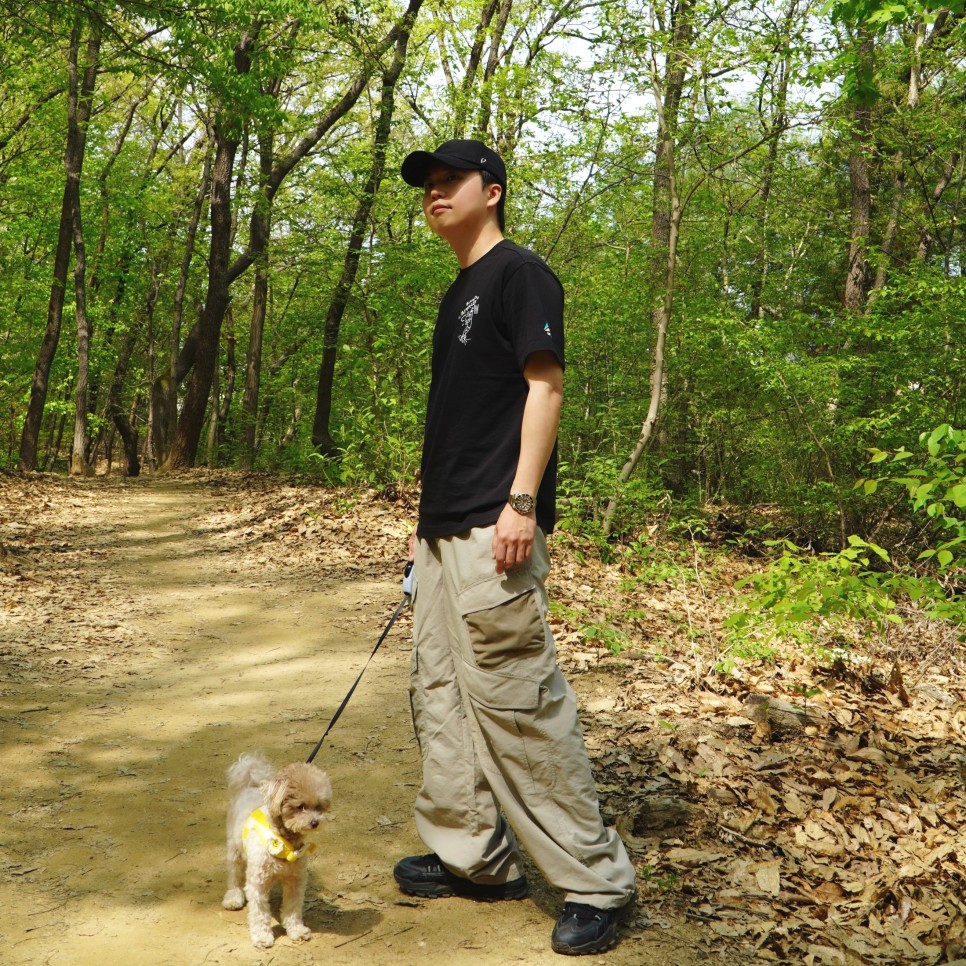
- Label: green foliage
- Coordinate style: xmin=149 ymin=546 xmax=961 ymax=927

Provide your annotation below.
xmin=638 ymin=865 xmax=681 ymax=893
xmin=329 ymin=395 xmax=424 ymax=486
xmin=557 ymin=455 xmax=671 ymax=540
xmin=0 ymin=0 xmax=963 ymax=643
xmin=618 ymin=537 xmax=692 ymax=586
xmin=578 ymin=619 xmax=634 ymax=655
xmin=725 ymin=534 xmax=900 ymax=645
xmin=827 ymin=0 xmax=965 ymax=28
xmin=863 ymin=424 xmax=966 ymax=573
xmin=727 ymin=427 xmax=966 ymax=662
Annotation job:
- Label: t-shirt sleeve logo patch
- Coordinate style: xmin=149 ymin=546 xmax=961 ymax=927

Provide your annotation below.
xmin=458 ymin=295 xmax=480 ymax=345
xmin=544 ymin=322 xmax=552 ymax=337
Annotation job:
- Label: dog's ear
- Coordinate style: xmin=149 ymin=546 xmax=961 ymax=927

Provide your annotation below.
xmin=261 ymin=777 xmax=288 ymax=823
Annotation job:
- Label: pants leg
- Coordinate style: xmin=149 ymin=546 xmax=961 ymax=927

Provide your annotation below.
xmin=409 ymin=535 xmax=523 ymax=884
xmin=410 ymin=527 xmax=636 ymax=908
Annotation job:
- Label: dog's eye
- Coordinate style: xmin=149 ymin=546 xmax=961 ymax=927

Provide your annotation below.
xmin=296 ymin=803 xmax=306 ymax=810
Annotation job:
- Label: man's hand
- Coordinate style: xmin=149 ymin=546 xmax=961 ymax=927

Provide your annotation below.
xmin=408 ymin=527 xmax=417 ymax=561
xmin=492 ymin=502 xmax=536 ymax=574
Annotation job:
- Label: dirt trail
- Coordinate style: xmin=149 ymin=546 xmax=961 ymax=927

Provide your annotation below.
xmin=1 ymin=479 xmax=709 ymax=966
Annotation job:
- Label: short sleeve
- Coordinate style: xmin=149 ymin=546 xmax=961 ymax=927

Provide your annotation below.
xmin=502 ymin=261 xmax=565 ymax=372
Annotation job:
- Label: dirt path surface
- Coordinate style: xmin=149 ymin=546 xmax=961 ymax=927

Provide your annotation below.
xmin=1 ymin=477 xmax=710 ymax=966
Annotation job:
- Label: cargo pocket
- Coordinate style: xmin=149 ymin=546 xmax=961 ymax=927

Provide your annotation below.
xmin=461 ymin=662 xmax=555 ymax=798
xmin=464 ymin=590 xmax=548 ymax=671
xmin=455 ymin=568 xmax=559 ymax=798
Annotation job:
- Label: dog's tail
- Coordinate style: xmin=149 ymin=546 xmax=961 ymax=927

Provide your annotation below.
xmin=227 ymin=751 xmax=275 ymax=794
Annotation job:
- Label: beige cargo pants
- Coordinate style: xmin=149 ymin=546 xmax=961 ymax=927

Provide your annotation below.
xmin=409 ymin=525 xmax=636 ymax=909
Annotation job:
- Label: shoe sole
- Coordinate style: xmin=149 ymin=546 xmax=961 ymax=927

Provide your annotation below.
xmin=395 ymin=875 xmax=529 ymax=902
xmin=396 ymin=879 xmax=457 ymax=899
xmin=455 ymin=879 xmax=529 ymax=902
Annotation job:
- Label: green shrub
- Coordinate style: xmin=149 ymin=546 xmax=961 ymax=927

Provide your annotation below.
xmin=725 ymin=426 xmax=966 ymax=660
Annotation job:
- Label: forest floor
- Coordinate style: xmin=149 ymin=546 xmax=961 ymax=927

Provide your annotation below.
xmin=0 ymin=474 xmax=964 ymax=966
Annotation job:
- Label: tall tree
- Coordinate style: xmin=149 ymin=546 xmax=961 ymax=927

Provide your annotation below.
xmin=67 ymin=16 xmax=103 ymax=476
xmin=163 ymin=90 xmax=245 ymax=469
xmin=19 ymin=12 xmax=100 ymax=471
xmin=602 ymin=0 xmax=695 ymax=535
xmin=164 ymin=0 xmax=426 ymax=469
xmin=842 ymin=26 xmax=875 ymax=313
xmin=311 ymin=13 xmax=418 ymax=456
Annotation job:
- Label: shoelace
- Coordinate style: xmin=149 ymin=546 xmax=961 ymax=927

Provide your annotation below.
xmin=560 ymin=902 xmax=606 ymax=922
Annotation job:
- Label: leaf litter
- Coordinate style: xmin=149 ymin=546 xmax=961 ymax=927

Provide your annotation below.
xmin=1 ymin=470 xmax=964 ymax=965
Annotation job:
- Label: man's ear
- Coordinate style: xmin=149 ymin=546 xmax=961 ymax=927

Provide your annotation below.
xmin=485 ymin=181 xmax=502 ymax=210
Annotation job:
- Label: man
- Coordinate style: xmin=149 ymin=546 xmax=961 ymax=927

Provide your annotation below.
xmin=395 ymin=139 xmax=636 ymax=956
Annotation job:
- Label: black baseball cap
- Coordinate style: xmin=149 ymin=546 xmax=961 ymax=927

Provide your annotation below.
xmin=401 ymin=139 xmax=507 ymax=227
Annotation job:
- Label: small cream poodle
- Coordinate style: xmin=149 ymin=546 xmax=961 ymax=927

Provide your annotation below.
xmin=221 ymin=751 xmax=332 ymax=948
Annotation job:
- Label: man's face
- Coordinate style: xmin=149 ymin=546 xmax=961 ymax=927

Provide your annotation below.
xmin=421 ymin=163 xmax=500 ymax=238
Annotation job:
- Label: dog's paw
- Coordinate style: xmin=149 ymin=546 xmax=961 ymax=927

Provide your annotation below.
xmin=222 ymin=888 xmax=246 ymax=910
xmin=250 ymin=929 xmax=275 ymax=949
xmin=287 ymin=923 xmax=312 ymax=942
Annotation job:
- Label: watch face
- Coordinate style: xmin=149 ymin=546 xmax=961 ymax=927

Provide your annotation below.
xmin=511 ymin=493 xmax=535 ymax=513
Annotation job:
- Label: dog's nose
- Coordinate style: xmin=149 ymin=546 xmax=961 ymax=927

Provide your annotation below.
xmin=310 ymin=819 xmax=319 ymax=829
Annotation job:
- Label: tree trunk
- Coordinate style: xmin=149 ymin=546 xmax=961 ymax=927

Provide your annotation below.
xmin=112 ymin=406 xmax=141 ymax=477
xmin=843 ymin=30 xmax=874 ymax=314
xmin=105 ymin=267 xmax=158 ymax=478
xmin=19 ymin=22 xmax=98 ymax=471
xmin=47 ymin=410 xmax=68 ymax=470
xmin=602 ymin=202 xmax=681 ymax=536
xmin=163 ymin=116 xmax=241 ymax=469
xmin=311 ymin=18 xmax=416 ymax=455
xmin=871 ymin=21 xmax=923 ymax=299
xmin=474 ymin=0 xmax=513 ymax=137
xmin=219 ymin=324 xmax=237 ymax=456
xmin=749 ymin=0 xmax=795 ymax=320
xmin=225 ymin=0 xmax=426 ymax=291
xmin=239 ymin=130 xmax=274 ymax=469
xmin=454 ymin=0 xmax=501 ymax=137
xmin=206 ymin=358 xmax=221 ymax=466
xmin=68 ymin=200 xmax=93 ymax=477
xmin=67 ymin=21 xmax=102 ymax=476
xmin=205 ymin=322 xmax=236 ymax=465
xmin=602 ymin=0 xmax=693 ymax=536
xmin=149 ymin=137 xmax=212 ymax=466
xmin=917 ymin=152 xmax=960 ymax=262
xmin=19 ymin=182 xmax=72 ymax=471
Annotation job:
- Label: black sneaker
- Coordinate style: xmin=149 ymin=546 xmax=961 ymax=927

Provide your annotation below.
xmin=551 ymin=902 xmax=622 ymax=955
xmin=393 ymin=853 xmax=529 ymax=901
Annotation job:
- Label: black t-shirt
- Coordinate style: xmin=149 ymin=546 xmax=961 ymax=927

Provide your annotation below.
xmin=418 ymin=240 xmax=565 ymax=538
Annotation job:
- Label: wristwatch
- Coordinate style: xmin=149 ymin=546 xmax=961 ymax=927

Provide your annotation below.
xmin=508 ymin=492 xmax=535 ymax=514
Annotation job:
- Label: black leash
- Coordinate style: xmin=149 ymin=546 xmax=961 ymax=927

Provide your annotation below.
xmin=306 ymin=561 xmax=413 ymax=764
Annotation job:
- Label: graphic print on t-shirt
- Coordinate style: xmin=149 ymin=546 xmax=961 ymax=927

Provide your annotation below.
xmin=458 ymin=295 xmax=480 ymax=345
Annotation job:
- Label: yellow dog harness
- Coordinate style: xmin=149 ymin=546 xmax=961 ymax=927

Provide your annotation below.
xmin=243 ymin=808 xmax=316 ymax=863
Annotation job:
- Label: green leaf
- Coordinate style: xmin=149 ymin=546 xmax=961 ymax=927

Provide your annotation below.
xmin=927 ymin=424 xmax=950 ymax=457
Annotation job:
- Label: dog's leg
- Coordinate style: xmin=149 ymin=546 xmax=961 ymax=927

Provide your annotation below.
xmin=221 ymin=841 xmax=247 ymax=910
xmin=245 ymin=874 xmax=276 ymax=949
xmin=279 ymin=862 xmax=312 ymax=942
